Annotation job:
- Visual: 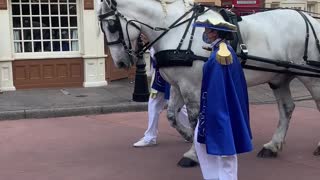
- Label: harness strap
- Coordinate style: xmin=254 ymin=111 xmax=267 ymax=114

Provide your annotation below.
xmin=243 ymin=64 xmax=320 ymax=78
xmin=176 ymin=5 xmax=207 ymax=51
xmin=296 ymin=10 xmax=320 ymax=67
xmin=238 ymin=54 xmax=320 ymax=74
xmin=220 ymin=9 xmax=248 ymax=65
xmin=98 ymin=11 xmax=116 ymax=20
xmin=297 ymin=11 xmax=311 ymax=61
xmin=188 ymin=6 xmax=207 ymax=51
xmin=177 ymin=10 xmax=197 ymax=50
xmin=140 ymin=5 xmax=210 ymax=55
xmin=141 ymin=6 xmax=198 ymax=54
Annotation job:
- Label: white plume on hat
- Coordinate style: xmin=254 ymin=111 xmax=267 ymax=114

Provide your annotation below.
xmin=195 ymin=17 xmax=237 ymax=32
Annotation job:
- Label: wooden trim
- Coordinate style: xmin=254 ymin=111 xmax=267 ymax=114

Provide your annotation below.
xmin=105 ymin=45 xmax=111 ymax=81
xmin=104 ymin=36 xmax=136 ymax=81
xmin=0 ymin=0 xmax=7 ymax=10
xmin=105 ymin=57 xmax=111 ymax=81
xmin=84 ymin=0 xmax=94 ymax=10
xmin=128 ymin=67 xmax=136 ymax=81
xmin=13 ymin=58 xmax=84 ymax=89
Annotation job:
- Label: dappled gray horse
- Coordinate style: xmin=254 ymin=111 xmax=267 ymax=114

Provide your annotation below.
xmin=97 ymin=0 xmax=320 ymax=167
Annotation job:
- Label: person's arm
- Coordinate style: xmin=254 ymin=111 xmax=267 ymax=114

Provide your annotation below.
xmin=202 ymin=45 xmax=212 ymax=51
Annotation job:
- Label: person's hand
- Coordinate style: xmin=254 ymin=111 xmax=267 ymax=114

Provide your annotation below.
xmin=140 ymin=34 xmax=149 ymax=45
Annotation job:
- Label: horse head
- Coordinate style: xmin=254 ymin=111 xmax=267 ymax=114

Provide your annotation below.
xmin=98 ymin=0 xmax=142 ymax=68
xmin=97 ymin=0 xmax=223 ymax=69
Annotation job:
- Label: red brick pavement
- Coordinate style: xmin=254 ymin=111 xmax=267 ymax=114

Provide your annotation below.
xmin=0 ymin=104 xmax=319 ymax=180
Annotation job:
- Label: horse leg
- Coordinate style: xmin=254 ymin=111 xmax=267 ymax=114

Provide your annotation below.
xmin=177 ymin=89 xmax=201 ymax=167
xmin=315 ymin=142 xmax=320 ymax=156
xmin=257 ymin=81 xmax=295 ymax=158
xmin=166 ymin=85 xmax=198 ymax=167
xmin=296 ymin=76 xmax=320 ymax=156
xmin=160 ymin=64 xmax=203 ymax=167
xmin=167 ymin=85 xmax=193 ymax=142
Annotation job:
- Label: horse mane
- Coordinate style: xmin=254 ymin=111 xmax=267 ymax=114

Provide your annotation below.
xmin=156 ymin=0 xmax=194 ymax=14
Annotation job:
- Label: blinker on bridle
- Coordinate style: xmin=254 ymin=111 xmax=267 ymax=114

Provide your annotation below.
xmin=98 ymin=0 xmax=142 ymax=65
xmin=98 ymin=0 xmax=208 ymax=62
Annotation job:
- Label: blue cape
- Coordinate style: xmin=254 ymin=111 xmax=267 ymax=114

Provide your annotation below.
xmin=197 ymin=43 xmax=253 ymax=155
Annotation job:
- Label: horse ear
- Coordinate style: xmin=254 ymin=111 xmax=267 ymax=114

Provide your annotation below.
xmin=219 ymin=9 xmax=232 ymax=22
xmin=219 ymin=9 xmax=242 ymax=22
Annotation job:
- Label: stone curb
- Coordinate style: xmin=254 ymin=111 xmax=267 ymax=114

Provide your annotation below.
xmin=0 ymin=102 xmax=148 ymax=121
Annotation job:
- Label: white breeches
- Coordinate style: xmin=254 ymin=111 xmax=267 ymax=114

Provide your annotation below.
xmin=143 ymin=92 xmax=189 ymax=142
xmin=144 ymin=92 xmax=167 ymax=142
xmin=194 ymin=121 xmax=238 ymax=180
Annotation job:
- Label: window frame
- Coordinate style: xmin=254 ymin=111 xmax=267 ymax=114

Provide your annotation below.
xmin=270 ymin=2 xmax=280 ymax=8
xmin=307 ymin=3 xmax=316 ymax=12
xmin=9 ymin=0 xmax=82 ymax=59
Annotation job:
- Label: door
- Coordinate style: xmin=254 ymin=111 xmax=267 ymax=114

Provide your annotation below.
xmin=105 ymin=47 xmax=135 ymax=81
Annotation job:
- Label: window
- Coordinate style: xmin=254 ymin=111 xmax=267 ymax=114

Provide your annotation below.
xmin=11 ymin=0 xmax=79 ymax=53
xmin=270 ymin=3 xmax=280 ymax=8
xmin=307 ymin=3 xmax=316 ymax=13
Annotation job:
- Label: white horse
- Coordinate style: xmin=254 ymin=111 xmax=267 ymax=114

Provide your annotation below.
xmin=97 ymin=0 xmax=320 ymax=167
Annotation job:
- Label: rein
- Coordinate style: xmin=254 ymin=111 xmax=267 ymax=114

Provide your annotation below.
xmin=98 ymin=0 xmax=209 ymax=59
xmin=99 ymin=0 xmax=141 ymax=65
xmin=121 ymin=5 xmax=209 ymax=57
xmin=98 ymin=1 xmax=320 ymax=78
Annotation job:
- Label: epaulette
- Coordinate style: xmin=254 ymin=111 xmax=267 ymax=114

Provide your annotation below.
xmin=216 ymin=42 xmax=233 ymax=65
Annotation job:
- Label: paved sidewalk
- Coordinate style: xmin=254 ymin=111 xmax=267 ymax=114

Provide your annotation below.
xmin=0 ymin=79 xmax=316 ymax=120
xmin=0 ymin=79 xmax=147 ymax=120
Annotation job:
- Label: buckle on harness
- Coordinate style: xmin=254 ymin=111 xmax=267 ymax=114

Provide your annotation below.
xmin=240 ymin=44 xmax=248 ymax=54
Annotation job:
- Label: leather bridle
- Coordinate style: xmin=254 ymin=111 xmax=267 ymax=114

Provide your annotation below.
xmin=98 ymin=0 xmax=141 ymax=64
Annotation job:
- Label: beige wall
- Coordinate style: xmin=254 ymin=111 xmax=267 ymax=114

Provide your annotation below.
xmin=82 ymin=0 xmax=108 ymax=87
xmin=265 ymin=0 xmax=320 ymax=14
xmin=0 ymin=4 xmax=16 ymax=91
xmin=194 ymin=0 xmax=222 ymax=6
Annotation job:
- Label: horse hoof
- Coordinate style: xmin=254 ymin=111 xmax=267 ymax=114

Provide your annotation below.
xmin=313 ymin=147 xmax=320 ymax=156
xmin=177 ymin=157 xmax=198 ymax=168
xmin=184 ymin=136 xmax=193 ymax=143
xmin=257 ymin=147 xmax=278 ymax=158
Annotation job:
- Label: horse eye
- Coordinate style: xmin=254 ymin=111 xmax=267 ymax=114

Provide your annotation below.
xmin=107 ymin=19 xmax=118 ymax=33
xmin=108 ymin=20 xmax=115 ymax=26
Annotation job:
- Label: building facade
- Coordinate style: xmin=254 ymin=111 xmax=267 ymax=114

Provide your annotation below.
xmin=194 ymin=0 xmax=221 ymax=6
xmin=0 ymin=0 xmax=134 ymax=91
xmin=221 ymin=0 xmax=263 ymax=15
xmin=195 ymin=0 xmax=263 ymax=15
xmin=196 ymin=0 xmax=320 ymax=14
xmin=265 ymin=0 xmax=320 ymax=15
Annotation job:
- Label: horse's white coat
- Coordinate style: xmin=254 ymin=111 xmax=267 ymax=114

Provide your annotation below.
xmin=98 ymin=0 xmax=320 ymax=163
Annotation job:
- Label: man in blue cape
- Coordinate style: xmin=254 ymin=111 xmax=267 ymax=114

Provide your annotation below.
xmin=193 ymin=18 xmax=253 ymax=180
xmin=133 ymin=45 xmax=189 ymax=147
